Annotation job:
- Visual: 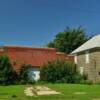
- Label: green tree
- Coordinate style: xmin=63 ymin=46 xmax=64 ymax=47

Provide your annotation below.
xmin=47 ymin=27 xmax=89 ymax=54
xmin=0 ymin=56 xmax=17 ymax=85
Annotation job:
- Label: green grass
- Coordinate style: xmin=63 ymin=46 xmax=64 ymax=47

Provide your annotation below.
xmin=0 ymin=84 xmax=100 ymax=100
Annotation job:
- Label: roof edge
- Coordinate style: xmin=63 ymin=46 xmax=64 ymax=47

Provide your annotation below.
xmin=0 ymin=45 xmax=56 ymax=51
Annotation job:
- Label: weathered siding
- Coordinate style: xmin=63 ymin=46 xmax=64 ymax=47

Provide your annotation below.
xmin=89 ymin=49 xmax=100 ymax=82
xmin=77 ymin=52 xmax=95 ymax=82
xmin=77 ymin=53 xmax=85 ymax=72
xmin=77 ymin=48 xmax=100 ymax=82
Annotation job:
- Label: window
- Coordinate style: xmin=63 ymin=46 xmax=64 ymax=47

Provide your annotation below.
xmin=85 ymin=51 xmax=89 ymax=63
xmin=80 ymin=67 xmax=84 ymax=75
xmin=74 ymin=54 xmax=77 ymax=64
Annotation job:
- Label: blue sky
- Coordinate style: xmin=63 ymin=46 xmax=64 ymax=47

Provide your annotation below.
xmin=0 ymin=0 xmax=100 ymax=47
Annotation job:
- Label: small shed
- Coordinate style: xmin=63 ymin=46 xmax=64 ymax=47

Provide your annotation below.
xmin=71 ymin=34 xmax=100 ymax=83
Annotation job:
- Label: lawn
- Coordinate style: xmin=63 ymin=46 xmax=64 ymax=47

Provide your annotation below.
xmin=0 ymin=84 xmax=100 ymax=100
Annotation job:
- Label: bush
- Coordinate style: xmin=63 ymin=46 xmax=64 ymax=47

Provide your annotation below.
xmin=0 ymin=56 xmax=18 ymax=85
xmin=80 ymin=80 xmax=93 ymax=85
xmin=79 ymin=73 xmax=94 ymax=85
xmin=40 ymin=60 xmax=82 ymax=83
xmin=82 ymin=73 xmax=88 ymax=80
xmin=19 ymin=64 xmax=35 ymax=84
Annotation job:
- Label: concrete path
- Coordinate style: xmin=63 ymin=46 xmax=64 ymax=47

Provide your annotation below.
xmin=24 ymin=85 xmax=60 ymax=96
xmin=24 ymin=87 xmax=34 ymax=96
xmin=34 ymin=85 xmax=61 ymax=95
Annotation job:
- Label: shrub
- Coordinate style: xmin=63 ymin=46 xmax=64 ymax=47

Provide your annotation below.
xmin=19 ymin=64 xmax=35 ymax=84
xmin=79 ymin=73 xmax=94 ymax=85
xmin=80 ymin=80 xmax=93 ymax=85
xmin=40 ymin=60 xmax=82 ymax=83
xmin=82 ymin=73 xmax=88 ymax=80
xmin=0 ymin=56 xmax=18 ymax=85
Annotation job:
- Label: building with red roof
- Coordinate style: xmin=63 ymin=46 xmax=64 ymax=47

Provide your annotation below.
xmin=0 ymin=45 xmax=74 ymax=81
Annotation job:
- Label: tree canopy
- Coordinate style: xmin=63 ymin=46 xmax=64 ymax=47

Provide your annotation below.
xmin=47 ymin=27 xmax=90 ymax=54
